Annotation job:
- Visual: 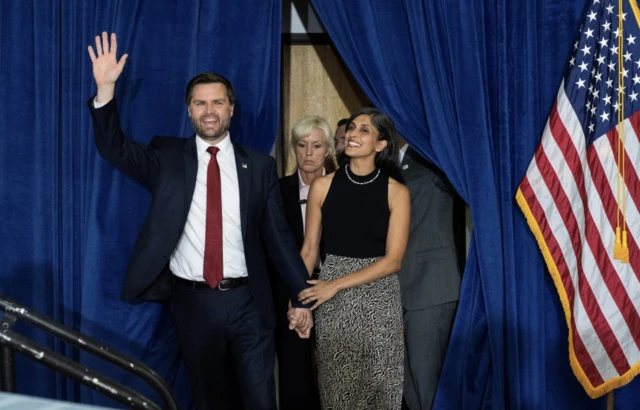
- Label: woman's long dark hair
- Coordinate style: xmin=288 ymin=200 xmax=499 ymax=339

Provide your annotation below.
xmin=342 ymin=107 xmax=404 ymax=184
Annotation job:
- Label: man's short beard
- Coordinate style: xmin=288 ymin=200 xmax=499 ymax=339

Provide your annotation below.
xmin=191 ymin=118 xmax=229 ymax=141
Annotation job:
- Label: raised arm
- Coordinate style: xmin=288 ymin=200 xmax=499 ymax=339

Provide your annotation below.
xmin=87 ymin=32 xmax=158 ymax=189
xmin=299 ymin=179 xmax=410 ymax=310
xmin=299 ymin=175 xmax=332 ymax=275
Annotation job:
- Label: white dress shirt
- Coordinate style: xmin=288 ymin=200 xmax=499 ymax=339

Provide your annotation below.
xmin=398 ymin=143 xmax=409 ymax=165
xmin=170 ymin=134 xmax=247 ymax=280
xmin=93 ymin=98 xmax=247 ymax=280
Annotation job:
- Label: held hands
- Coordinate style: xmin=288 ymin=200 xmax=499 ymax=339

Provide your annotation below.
xmin=287 ymin=307 xmax=313 ymax=339
xmin=298 ymin=280 xmax=339 ymax=311
xmin=87 ymin=32 xmax=128 ymax=102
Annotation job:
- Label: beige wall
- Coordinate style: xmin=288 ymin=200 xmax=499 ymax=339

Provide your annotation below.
xmin=281 ymin=44 xmax=369 ymax=175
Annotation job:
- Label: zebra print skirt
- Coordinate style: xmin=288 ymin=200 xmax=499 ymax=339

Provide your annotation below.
xmin=315 ymin=254 xmax=404 ymax=410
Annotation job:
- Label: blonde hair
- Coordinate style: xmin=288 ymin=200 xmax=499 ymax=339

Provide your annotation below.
xmin=290 ymin=116 xmax=335 ymax=157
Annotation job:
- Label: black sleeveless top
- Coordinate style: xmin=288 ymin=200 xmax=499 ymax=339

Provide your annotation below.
xmin=322 ymin=166 xmax=390 ymax=258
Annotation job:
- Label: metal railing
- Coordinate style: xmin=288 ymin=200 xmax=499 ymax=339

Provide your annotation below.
xmin=0 ymin=295 xmax=180 ymax=410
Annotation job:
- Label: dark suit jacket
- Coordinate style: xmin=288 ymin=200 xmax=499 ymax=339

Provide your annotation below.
xmin=399 ymin=147 xmax=461 ymax=311
xmin=88 ymin=97 xmax=309 ymax=328
xmin=279 ymin=174 xmax=305 ymax=249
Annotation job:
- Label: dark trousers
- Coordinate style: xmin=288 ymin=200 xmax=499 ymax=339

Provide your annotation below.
xmin=272 ymin=279 xmax=320 ymax=410
xmin=170 ymin=281 xmax=276 ymax=410
xmin=403 ymin=302 xmax=458 ymax=410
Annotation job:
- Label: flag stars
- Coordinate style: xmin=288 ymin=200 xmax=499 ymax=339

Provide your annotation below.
xmin=619 ymin=12 xmax=627 ymax=21
xmin=633 ymin=74 xmax=640 ymax=85
xmin=603 ymin=21 xmax=612 ymax=31
xmin=579 ymin=61 xmax=589 ymax=72
xmin=614 ymin=102 xmax=621 ymax=112
xmin=603 ymin=94 xmax=612 ymax=105
xmin=588 ymin=122 xmax=595 ymax=133
xmin=591 ymin=105 xmax=598 ymax=115
xmin=627 ymin=34 xmax=637 ymax=45
xmin=588 ymin=11 xmax=598 ymax=21
xmin=600 ymin=110 xmax=610 ymax=122
xmin=597 ymin=55 xmax=606 ymax=65
xmin=624 ymin=51 xmax=633 ymax=62
xmin=630 ymin=91 xmax=639 ymax=101
xmin=606 ymin=78 xmax=614 ymax=88
xmin=611 ymin=45 xmax=619 ymax=55
xmin=576 ymin=78 xmax=587 ymax=89
xmin=608 ymin=61 xmax=616 ymax=71
xmin=606 ymin=4 xmax=615 ymax=14
xmin=615 ymin=27 xmax=622 ymax=38
xmin=592 ymin=89 xmax=600 ymax=99
xmin=585 ymin=28 xmax=595 ymax=39
xmin=623 ymin=67 xmax=629 ymax=77
xmin=570 ymin=56 xmax=576 ymax=66
xmin=582 ymin=44 xmax=591 ymax=55
xmin=599 ymin=38 xmax=609 ymax=49
xmin=594 ymin=71 xmax=603 ymax=82
xmin=575 ymin=41 xmax=580 ymax=50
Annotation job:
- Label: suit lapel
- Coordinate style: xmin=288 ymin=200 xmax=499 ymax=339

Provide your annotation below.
xmin=233 ymin=143 xmax=250 ymax=239
xmin=182 ymin=136 xmax=198 ymax=220
xmin=401 ymin=146 xmax=417 ymax=179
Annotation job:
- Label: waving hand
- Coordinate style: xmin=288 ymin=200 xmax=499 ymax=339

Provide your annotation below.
xmin=87 ymin=32 xmax=128 ymax=103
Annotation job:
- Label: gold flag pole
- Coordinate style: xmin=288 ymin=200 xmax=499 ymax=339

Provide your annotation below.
xmin=606 ymin=391 xmax=614 ymax=410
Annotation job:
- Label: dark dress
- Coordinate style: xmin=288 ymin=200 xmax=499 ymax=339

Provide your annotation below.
xmin=316 ymin=166 xmax=404 ymax=410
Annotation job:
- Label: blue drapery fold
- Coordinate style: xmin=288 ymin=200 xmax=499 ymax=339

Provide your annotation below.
xmin=0 ymin=0 xmax=281 ymax=407
xmin=311 ymin=0 xmax=639 ymax=408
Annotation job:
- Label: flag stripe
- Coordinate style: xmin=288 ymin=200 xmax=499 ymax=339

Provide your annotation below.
xmin=552 ymin=94 xmax=640 ymax=359
xmin=519 ymin=175 xmax=605 ymax=386
xmin=534 ymin=135 xmax=631 ymax=375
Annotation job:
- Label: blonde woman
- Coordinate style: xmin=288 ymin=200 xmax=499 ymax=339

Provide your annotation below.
xmin=271 ymin=116 xmax=335 ymax=410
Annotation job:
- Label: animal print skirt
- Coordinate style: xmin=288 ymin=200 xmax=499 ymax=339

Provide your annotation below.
xmin=315 ymin=254 xmax=404 ymax=410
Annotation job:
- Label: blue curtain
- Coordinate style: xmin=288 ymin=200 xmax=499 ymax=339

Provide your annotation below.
xmin=0 ymin=0 xmax=281 ymax=407
xmin=311 ymin=0 xmax=640 ymax=408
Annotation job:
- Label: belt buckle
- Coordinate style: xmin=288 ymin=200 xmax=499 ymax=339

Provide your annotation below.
xmin=217 ymin=279 xmax=232 ymax=291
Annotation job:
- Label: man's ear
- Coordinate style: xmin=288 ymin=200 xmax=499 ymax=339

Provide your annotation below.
xmin=230 ymin=104 xmax=235 ymax=117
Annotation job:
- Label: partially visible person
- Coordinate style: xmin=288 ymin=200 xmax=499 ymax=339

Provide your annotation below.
xmin=334 ymin=118 xmax=348 ymax=166
xmin=397 ymin=137 xmax=461 ymax=410
xmin=271 ymin=115 xmax=335 ymax=410
xmin=296 ymin=107 xmax=410 ymax=409
xmin=86 ymin=32 xmax=313 ymax=410
xmin=334 ymin=118 xmax=348 ymax=154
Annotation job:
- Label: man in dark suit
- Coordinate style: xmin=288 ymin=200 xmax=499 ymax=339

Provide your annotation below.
xmin=87 ymin=32 xmax=312 ymax=410
xmin=398 ymin=140 xmax=461 ymax=410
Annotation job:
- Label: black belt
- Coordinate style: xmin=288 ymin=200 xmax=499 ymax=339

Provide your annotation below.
xmin=173 ymin=276 xmax=248 ymax=291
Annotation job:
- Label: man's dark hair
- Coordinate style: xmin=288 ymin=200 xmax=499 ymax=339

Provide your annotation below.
xmin=185 ymin=72 xmax=236 ymax=106
xmin=337 ymin=118 xmax=349 ymax=127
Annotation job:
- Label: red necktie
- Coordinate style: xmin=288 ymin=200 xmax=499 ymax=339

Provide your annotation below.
xmin=204 ymin=146 xmax=223 ymax=288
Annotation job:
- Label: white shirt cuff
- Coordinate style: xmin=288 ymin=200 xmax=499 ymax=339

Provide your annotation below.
xmin=93 ymin=97 xmax=107 ymax=109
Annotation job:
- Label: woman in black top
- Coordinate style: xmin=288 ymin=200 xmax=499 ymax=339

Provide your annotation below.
xmin=298 ymin=107 xmax=410 ymax=409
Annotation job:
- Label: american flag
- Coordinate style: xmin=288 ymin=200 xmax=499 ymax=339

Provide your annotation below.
xmin=516 ymin=0 xmax=640 ymax=398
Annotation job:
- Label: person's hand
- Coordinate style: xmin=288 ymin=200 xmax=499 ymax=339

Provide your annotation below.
xmin=298 ymin=280 xmax=339 ymax=310
xmin=287 ymin=307 xmax=313 ymax=338
xmin=87 ymin=32 xmax=128 ymax=102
